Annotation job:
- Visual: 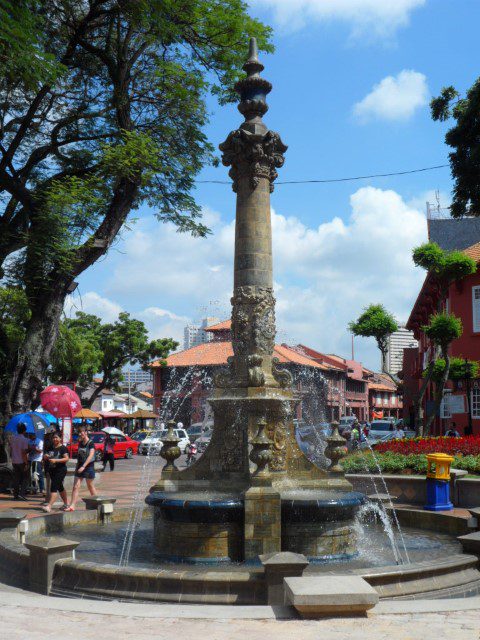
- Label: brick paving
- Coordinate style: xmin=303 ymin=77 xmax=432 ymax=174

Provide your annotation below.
xmin=1 ymin=603 xmax=479 ymax=639
xmin=0 ymin=455 xmax=185 ymax=517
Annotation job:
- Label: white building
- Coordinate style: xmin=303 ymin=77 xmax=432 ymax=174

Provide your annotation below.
xmin=383 ymin=323 xmax=418 ymax=375
xmin=183 ymin=317 xmax=220 ymax=350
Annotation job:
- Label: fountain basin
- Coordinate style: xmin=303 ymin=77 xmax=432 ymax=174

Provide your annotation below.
xmin=281 ymin=490 xmax=365 ymax=560
xmin=146 ymin=489 xmax=365 ymax=563
xmin=146 ymin=492 xmax=244 ymax=563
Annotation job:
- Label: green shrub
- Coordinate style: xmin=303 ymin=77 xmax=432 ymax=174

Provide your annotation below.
xmin=342 ymin=451 xmax=480 ymax=475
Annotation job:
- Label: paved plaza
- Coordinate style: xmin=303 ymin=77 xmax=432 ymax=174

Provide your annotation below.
xmin=0 ymin=584 xmax=479 ymax=639
xmin=1 ymin=455 xmax=480 ymax=637
xmin=0 ymin=455 xmax=177 ymax=515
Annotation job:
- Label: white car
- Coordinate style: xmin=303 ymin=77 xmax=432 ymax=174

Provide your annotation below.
xmin=138 ymin=428 xmax=190 ymax=455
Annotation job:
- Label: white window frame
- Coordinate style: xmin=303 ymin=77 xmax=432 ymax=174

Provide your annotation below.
xmin=471 ymin=387 xmax=480 ymax=419
xmin=472 ymin=286 xmax=480 ymax=333
xmin=441 ymin=390 xmax=452 ymax=419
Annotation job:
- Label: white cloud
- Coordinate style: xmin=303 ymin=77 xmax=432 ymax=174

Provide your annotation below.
xmin=353 ymin=70 xmax=429 ymax=122
xmin=92 ymin=187 xmax=427 ymax=370
xmin=250 ymin=0 xmax=425 ymax=38
xmin=138 ymin=307 xmax=189 ymax=346
xmin=65 ymin=291 xmax=122 ymax=323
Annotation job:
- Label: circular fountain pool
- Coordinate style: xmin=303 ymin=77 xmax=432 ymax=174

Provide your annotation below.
xmin=145 ymin=489 xmax=365 ymax=563
xmin=71 ymin=517 xmax=461 ymax=570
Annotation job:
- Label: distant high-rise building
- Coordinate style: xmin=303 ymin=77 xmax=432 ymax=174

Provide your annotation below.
xmin=383 ymin=324 xmax=418 ymax=375
xmin=183 ymin=317 xmax=220 ymax=350
xmin=122 ymin=368 xmax=153 ymax=386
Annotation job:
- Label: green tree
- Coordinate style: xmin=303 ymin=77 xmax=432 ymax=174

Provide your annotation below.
xmin=349 ymin=304 xmax=398 ymax=372
xmin=49 ymin=318 xmax=102 ymax=386
xmin=48 ymin=310 xmax=177 ymax=406
xmin=429 ymin=357 xmax=479 ymax=383
xmin=422 ymin=313 xmax=463 ymax=434
xmin=431 ymin=81 xmax=480 ymax=218
xmin=0 ymin=285 xmax=30 ymax=402
xmin=0 ymin=1 xmax=272 ymax=417
xmin=412 ymin=242 xmax=476 ymax=434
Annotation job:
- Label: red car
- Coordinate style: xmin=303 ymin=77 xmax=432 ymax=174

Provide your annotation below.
xmin=67 ymin=432 xmax=139 ymax=461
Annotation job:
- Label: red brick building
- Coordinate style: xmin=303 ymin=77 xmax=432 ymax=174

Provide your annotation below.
xmin=151 ymin=321 xmax=392 ymax=425
xmin=152 ymin=328 xmax=332 ymax=425
xmin=403 ymin=241 xmax=480 ymax=434
xmin=368 ymin=373 xmax=402 ymax=420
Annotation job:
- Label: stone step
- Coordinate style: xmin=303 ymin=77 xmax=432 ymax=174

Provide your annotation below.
xmin=458 ymin=531 xmax=480 ymax=554
xmin=284 ymin=575 xmax=379 ymax=618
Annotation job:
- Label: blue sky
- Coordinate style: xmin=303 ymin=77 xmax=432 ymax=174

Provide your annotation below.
xmin=70 ymin=0 xmax=480 ymax=370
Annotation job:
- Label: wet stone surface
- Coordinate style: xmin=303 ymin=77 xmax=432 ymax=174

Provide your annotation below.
xmin=68 ymin=519 xmax=462 ymax=571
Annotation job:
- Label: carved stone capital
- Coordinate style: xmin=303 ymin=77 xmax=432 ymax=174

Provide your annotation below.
xmin=231 ymin=286 xmax=276 ymax=359
xmin=219 ymin=128 xmax=287 ymax=193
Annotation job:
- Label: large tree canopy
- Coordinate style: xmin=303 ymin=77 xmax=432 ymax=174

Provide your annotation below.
xmin=0 ymin=0 xmax=272 ymax=416
xmin=50 ymin=310 xmax=177 ymax=406
xmin=431 ymin=80 xmax=480 ymax=218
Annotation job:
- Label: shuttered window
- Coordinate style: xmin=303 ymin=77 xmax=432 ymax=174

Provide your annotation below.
xmin=472 ymin=387 xmax=480 ymax=419
xmin=473 ymin=286 xmax=480 ymax=333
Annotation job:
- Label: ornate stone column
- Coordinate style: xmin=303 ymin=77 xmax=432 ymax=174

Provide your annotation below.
xmin=218 ymin=38 xmax=290 ymax=390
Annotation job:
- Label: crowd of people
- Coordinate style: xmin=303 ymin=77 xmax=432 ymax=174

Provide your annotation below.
xmin=7 ymin=422 xmax=99 ymax=512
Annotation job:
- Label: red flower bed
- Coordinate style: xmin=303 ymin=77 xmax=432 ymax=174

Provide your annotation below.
xmin=374 ymin=435 xmax=480 ymax=456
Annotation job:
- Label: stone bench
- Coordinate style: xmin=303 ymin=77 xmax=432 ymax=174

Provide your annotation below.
xmin=24 ymin=536 xmax=79 ymax=595
xmin=260 ymin=551 xmax=309 ymax=604
xmin=284 ymin=575 xmax=379 ymax=618
xmin=82 ymin=496 xmax=116 ymax=522
xmin=0 ymin=511 xmax=28 ymax=543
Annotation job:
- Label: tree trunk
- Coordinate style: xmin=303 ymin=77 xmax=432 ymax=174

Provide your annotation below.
xmin=86 ymin=381 xmax=108 ymax=409
xmin=414 ymin=361 xmax=434 ymax=437
xmin=4 ymin=289 xmax=65 ymax=417
xmin=424 ymin=346 xmax=450 ymax=436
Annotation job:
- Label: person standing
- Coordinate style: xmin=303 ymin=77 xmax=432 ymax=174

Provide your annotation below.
xmin=393 ymin=425 xmax=405 ymax=439
xmin=42 ymin=432 xmax=69 ymax=513
xmin=66 ymin=428 xmax=97 ymax=511
xmin=42 ymin=429 xmax=55 ymax=504
xmin=28 ymin=432 xmax=44 ymax=495
xmin=9 ymin=423 xmax=29 ymax=500
xmin=446 ymin=422 xmax=460 ymax=437
xmin=350 ymin=422 xmax=360 ymax=450
xmin=102 ymin=434 xmax=115 ymax=472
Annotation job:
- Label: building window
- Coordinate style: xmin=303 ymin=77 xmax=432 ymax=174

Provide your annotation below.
xmin=441 ymin=390 xmax=452 ymax=419
xmin=472 ymin=286 xmax=480 ymax=333
xmin=472 ymin=387 xmax=480 ymax=419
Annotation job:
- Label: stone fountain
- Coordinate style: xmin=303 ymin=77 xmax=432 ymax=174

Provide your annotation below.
xmin=147 ymin=38 xmax=364 ymax=563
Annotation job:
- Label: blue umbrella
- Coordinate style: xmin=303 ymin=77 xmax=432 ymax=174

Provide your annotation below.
xmin=5 ymin=412 xmax=49 ymax=436
xmin=73 ymin=418 xmax=92 ymax=425
xmin=37 ymin=411 xmax=57 ymax=425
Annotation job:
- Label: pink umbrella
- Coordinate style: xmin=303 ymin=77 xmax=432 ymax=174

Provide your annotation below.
xmin=40 ymin=385 xmax=81 ymax=418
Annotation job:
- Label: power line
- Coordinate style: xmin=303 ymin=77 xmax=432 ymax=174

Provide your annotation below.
xmin=195 ymin=163 xmax=449 ymax=185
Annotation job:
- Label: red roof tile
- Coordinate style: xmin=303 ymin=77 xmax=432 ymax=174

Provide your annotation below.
xmin=205 ymin=319 xmax=232 ymax=332
xmin=151 ymin=340 xmax=327 ymax=369
xmin=463 ymin=241 xmax=480 ymax=263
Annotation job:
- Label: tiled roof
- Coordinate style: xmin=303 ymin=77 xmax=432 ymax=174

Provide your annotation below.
xmin=151 ymin=340 xmax=327 ymax=369
xmin=369 ymin=382 xmax=395 ymax=392
xmin=463 ymin=241 xmax=480 ymax=263
xmin=369 ymin=373 xmax=397 ymax=392
xmin=205 ymin=319 xmax=231 ymax=332
xmin=294 ymin=345 xmax=346 ymax=371
xmin=428 ymin=218 xmax=480 ymax=252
